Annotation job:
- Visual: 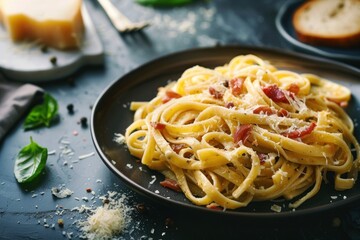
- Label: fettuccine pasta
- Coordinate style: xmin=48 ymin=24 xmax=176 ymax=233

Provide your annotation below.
xmin=125 ymin=55 xmax=360 ymax=209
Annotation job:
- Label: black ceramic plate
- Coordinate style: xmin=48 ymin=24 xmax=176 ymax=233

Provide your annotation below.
xmin=276 ymin=1 xmax=360 ymax=63
xmin=91 ymin=46 xmax=360 ymax=219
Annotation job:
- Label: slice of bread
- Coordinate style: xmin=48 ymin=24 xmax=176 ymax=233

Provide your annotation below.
xmin=292 ymin=0 xmax=360 ymax=48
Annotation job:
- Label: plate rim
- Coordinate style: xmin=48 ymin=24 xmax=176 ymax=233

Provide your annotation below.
xmin=91 ymin=45 xmax=360 ymax=219
xmin=275 ymin=0 xmax=360 ymax=62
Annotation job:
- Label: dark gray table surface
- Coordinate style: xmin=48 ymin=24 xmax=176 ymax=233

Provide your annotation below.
xmin=1 ymin=0 xmax=359 ymax=239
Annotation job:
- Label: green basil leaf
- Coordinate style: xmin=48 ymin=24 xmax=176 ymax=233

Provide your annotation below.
xmin=24 ymin=93 xmax=58 ymax=130
xmin=135 ymin=0 xmax=193 ymax=6
xmin=43 ymin=93 xmax=58 ymax=127
xmin=14 ymin=137 xmax=48 ymax=183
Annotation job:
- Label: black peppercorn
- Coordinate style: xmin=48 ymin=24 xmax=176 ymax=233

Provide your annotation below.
xmin=50 ymin=56 xmax=57 ymax=65
xmin=223 ymin=80 xmax=229 ymax=88
xmin=40 ymin=45 xmax=48 ymax=53
xmin=66 ymin=104 xmax=74 ymax=114
xmin=80 ymin=117 xmax=87 ymax=128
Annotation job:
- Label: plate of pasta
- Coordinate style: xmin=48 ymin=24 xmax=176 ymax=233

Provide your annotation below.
xmin=91 ymin=46 xmax=360 ymax=218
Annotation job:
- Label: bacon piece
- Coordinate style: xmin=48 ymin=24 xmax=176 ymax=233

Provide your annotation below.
xmin=233 ymin=124 xmax=252 ymax=144
xmin=209 ymin=87 xmax=223 ymax=99
xmin=160 ymin=179 xmax=181 ymax=192
xmin=288 ymin=83 xmax=300 ymax=95
xmin=206 ymin=203 xmax=222 ymax=211
xmin=327 ymin=98 xmax=348 ymax=108
xmin=162 ymin=90 xmax=182 ymax=103
xmin=229 ymin=77 xmax=245 ymax=96
xmin=225 ymin=102 xmax=235 ymax=109
xmin=253 ymin=106 xmax=275 ymax=115
xmin=150 ymin=122 xmax=166 ymax=130
xmin=262 ymin=85 xmax=290 ymax=103
xmin=283 ymin=122 xmax=316 ymax=139
xmin=277 ymin=108 xmax=289 ymax=117
xmin=170 ymin=143 xmax=187 ymax=154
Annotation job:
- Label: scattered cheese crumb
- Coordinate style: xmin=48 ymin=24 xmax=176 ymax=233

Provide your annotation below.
xmin=113 ymin=133 xmax=126 ymax=145
xmin=67 ymin=232 xmax=73 ymax=239
xmin=78 ymin=152 xmax=95 ymax=160
xmin=270 ymin=204 xmax=282 ymax=213
xmin=51 ymin=187 xmax=73 ymax=198
xmin=60 ymin=140 xmax=71 ymax=145
xmin=71 ymin=205 xmax=92 ymax=214
xmin=48 ymin=150 xmax=56 ymax=155
xmin=149 ymin=175 xmax=156 ymax=185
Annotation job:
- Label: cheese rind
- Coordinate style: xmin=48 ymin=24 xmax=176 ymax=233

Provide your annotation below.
xmin=0 ymin=0 xmax=84 ymax=49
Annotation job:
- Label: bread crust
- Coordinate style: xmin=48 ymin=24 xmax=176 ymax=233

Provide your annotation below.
xmin=292 ymin=0 xmax=360 ymax=48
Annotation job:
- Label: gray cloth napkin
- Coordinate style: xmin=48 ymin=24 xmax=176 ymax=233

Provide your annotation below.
xmin=0 ymin=81 xmax=44 ymax=141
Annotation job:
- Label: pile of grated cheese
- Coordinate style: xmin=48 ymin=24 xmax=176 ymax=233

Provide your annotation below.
xmin=76 ymin=191 xmax=132 ymax=240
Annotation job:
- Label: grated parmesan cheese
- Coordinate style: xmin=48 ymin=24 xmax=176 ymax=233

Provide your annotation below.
xmin=149 ymin=175 xmax=156 ymax=185
xmin=77 ymin=191 xmax=132 ymax=240
xmin=270 ymin=204 xmax=282 ymax=213
xmin=51 ymin=187 xmax=73 ymax=198
xmin=79 ymin=207 xmax=125 ymax=239
xmin=113 ymin=133 xmax=126 ymax=145
xmin=78 ymin=152 xmax=95 ymax=160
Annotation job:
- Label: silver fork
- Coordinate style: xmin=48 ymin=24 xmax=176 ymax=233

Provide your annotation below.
xmin=97 ymin=0 xmax=150 ymax=33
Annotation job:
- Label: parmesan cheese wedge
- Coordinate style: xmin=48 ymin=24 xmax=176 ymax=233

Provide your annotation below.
xmin=0 ymin=1 xmax=3 ymax=23
xmin=0 ymin=0 xmax=84 ymax=49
